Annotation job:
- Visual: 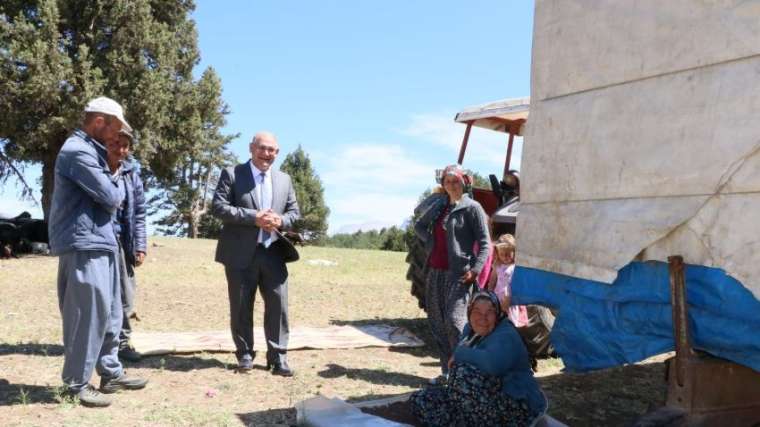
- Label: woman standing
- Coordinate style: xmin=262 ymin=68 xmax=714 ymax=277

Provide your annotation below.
xmin=414 ymin=165 xmax=491 ymax=380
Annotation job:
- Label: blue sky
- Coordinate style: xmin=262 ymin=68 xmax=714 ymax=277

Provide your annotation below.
xmin=1 ymin=1 xmax=534 ymax=234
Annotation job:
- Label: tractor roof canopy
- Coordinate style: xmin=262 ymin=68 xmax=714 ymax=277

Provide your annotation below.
xmin=454 ymin=97 xmax=529 ymax=135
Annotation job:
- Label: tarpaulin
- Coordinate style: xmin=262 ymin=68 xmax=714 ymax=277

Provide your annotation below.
xmin=512 ymin=261 xmax=760 ymax=373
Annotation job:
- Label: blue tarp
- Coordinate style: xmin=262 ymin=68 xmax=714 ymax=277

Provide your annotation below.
xmin=512 ymin=261 xmax=760 ymax=373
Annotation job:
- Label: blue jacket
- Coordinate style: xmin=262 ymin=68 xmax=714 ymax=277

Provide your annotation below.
xmin=48 ymin=130 xmax=124 ymax=255
xmin=115 ymin=157 xmax=147 ymax=265
xmin=454 ymin=320 xmax=547 ymax=414
xmin=414 ymin=193 xmax=491 ymax=280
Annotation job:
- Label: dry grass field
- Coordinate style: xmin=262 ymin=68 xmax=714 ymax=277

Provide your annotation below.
xmin=0 ymin=236 xmax=666 ymax=426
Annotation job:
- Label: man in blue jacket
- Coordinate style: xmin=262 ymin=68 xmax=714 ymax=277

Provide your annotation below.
xmin=105 ymin=129 xmax=147 ymax=362
xmin=49 ymin=97 xmax=147 ymax=408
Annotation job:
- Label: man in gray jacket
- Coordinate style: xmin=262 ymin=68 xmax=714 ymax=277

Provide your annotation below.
xmin=49 ymin=97 xmax=147 ymax=407
xmin=212 ymin=131 xmax=300 ymax=376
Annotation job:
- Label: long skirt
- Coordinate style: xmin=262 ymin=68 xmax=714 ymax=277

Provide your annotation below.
xmin=425 ymin=268 xmax=469 ymax=374
xmin=410 ymin=362 xmax=537 ymax=427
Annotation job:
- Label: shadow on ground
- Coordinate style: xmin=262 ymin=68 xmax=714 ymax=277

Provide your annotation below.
xmin=0 ymin=342 xmax=229 ymax=372
xmin=0 ymin=343 xmax=64 ymax=357
xmin=341 ymin=361 xmax=667 ymax=427
xmin=236 ymin=407 xmax=296 ymax=426
xmin=129 ymin=353 xmax=229 ymax=372
xmin=329 ymin=317 xmax=439 ymax=359
xmin=0 ymin=379 xmax=58 ymax=406
xmin=538 ymin=361 xmax=667 ymax=427
xmin=318 ymin=363 xmax=427 ymax=388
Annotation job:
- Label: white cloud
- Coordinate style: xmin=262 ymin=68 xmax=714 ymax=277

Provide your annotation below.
xmin=321 ymin=143 xmax=438 ymax=233
xmin=320 ymin=112 xmax=525 ymax=233
xmin=322 ymin=144 xmax=433 ymax=191
xmin=330 ymin=192 xmax=418 ymax=229
xmin=402 ymin=113 xmax=462 ymax=150
xmin=401 ymin=112 xmax=523 ymax=171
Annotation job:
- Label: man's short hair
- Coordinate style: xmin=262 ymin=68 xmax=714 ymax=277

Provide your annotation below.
xmin=83 ymin=112 xmax=114 ymax=127
xmin=118 ymin=128 xmax=134 ymax=144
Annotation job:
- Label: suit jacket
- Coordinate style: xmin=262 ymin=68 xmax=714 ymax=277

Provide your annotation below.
xmin=212 ymin=161 xmax=300 ymax=269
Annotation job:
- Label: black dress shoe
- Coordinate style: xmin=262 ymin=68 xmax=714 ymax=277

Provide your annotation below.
xmin=268 ymin=361 xmax=294 ymax=377
xmin=237 ymin=355 xmax=254 ymax=371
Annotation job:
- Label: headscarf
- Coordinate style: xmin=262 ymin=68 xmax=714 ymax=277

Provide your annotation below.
xmin=441 ymin=164 xmax=472 ymax=187
xmin=467 ymin=289 xmax=503 ymax=321
xmin=460 ymin=289 xmax=505 ymax=347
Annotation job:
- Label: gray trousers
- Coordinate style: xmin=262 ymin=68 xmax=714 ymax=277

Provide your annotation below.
xmin=425 ymin=268 xmax=469 ymax=375
xmin=57 ymin=250 xmax=123 ymax=391
xmin=224 ymin=245 xmax=289 ymax=365
xmin=117 ymin=244 xmax=136 ymax=347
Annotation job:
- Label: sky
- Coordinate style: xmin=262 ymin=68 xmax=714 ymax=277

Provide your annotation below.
xmin=0 ymin=1 xmax=535 ymax=234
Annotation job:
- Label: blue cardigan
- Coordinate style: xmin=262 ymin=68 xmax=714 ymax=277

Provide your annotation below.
xmin=115 ymin=157 xmax=147 ymax=266
xmin=454 ymin=319 xmax=547 ymax=414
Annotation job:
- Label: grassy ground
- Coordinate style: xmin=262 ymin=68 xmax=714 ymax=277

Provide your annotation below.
xmin=0 ymin=236 xmax=666 ymax=426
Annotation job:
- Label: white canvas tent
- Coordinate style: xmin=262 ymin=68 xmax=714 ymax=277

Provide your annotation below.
xmin=518 ymin=0 xmax=760 ymax=300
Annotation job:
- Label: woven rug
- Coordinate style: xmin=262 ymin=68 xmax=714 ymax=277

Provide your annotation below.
xmin=131 ymin=324 xmax=424 ymax=356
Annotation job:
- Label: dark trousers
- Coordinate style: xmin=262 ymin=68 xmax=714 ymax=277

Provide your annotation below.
xmin=224 ymin=244 xmax=289 ymax=365
xmin=117 ymin=244 xmax=136 ymax=347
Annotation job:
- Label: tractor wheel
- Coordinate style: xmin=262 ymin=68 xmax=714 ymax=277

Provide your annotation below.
xmin=517 ymin=305 xmax=557 ymax=358
xmin=405 ymin=237 xmax=428 ymax=311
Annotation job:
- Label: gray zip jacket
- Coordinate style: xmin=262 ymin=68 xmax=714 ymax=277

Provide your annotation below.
xmin=414 ymin=193 xmax=491 ymax=280
xmin=48 ymin=129 xmax=124 ymax=255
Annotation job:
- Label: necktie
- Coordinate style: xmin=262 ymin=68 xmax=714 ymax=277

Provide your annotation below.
xmin=260 ymin=172 xmax=272 ymax=247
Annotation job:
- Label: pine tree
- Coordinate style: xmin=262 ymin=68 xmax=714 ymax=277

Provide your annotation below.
xmin=279 ymin=146 xmax=329 ymax=244
xmin=148 ymin=68 xmax=236 ymax=238
xmin=0 ymin=0 xmax=199 ymax=218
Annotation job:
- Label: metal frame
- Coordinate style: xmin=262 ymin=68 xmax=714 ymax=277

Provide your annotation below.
xmin=663 ymin=256 xmax=760 ymax=426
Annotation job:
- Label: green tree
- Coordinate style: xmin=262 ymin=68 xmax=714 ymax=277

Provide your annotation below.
xmin=148 ymin=68 xmax=237 ymax=238
xmin=470 ymin=171 xmax=490 ymax=189
xmin=0 ymin=0 xmax=199 ymax=218
xmin=197 ymin=212 xmax=222 ymax=239
xmin=279 ymin=146 xmax=329 ymax=244
xmin=381 ymin=226 xmax=407 ymax=252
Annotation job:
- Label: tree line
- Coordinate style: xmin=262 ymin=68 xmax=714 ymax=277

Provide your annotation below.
xmin=323 ymin=226 xmax=411 ymax=252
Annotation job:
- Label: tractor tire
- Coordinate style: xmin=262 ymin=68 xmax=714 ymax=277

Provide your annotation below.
xmin=406 ymin=237 xmax=428 ymax=311
xmin=517 ymin=305 xmax=557 ymax=358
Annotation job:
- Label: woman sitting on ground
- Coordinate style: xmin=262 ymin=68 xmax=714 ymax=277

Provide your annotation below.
xmin=410 ymin=290 xmax=547 ymax=427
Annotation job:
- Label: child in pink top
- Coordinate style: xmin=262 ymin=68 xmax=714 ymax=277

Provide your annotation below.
xmin=488 ymin=234 xmax=528 ymax=327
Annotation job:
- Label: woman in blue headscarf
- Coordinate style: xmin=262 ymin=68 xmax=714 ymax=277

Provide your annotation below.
xmin=410 ymin=290 xmax=547 ymax=426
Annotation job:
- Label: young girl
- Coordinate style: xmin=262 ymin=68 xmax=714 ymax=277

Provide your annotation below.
xmin=488 ymin=234 xmax=528 ymax=327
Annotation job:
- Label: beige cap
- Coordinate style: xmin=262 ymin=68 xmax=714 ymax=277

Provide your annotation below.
xmin=84 ymin=96 xmax=133 ymax=132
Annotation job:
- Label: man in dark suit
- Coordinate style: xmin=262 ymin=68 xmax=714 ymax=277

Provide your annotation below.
xmin=212 ymin=131 xmax=300 ymax=376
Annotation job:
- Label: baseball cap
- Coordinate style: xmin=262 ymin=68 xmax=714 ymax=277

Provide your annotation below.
xmin=84 ymin=96 xmax=133 ymax=132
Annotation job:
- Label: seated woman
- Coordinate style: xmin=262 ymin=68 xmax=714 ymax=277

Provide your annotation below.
xmin=410 ymin=290 xmax=547 ymax=427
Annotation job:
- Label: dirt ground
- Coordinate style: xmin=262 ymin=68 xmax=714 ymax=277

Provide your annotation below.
xmin=0 ymin=236 xmax=667 ymax=426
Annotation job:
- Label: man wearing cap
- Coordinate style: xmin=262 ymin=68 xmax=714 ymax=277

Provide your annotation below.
xmin=49 ymin=97 xmax=147 ymax=407
xmin=212 ymin=131 xmax=300 ymax=376
xmin=105 ymin=128 xmax=147 ymax=362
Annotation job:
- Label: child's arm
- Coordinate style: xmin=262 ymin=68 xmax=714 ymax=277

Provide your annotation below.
xmin=487 ymin=265 xmax=497 ymax=291
xmin=501 ymin=272 xmax=513 ymax=312
xmin=501 ymin=295 xmax=511 ymax=313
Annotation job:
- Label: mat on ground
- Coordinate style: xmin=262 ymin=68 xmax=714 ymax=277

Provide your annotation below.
xmin=131 ymin=324 xmax=424 ymax=356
